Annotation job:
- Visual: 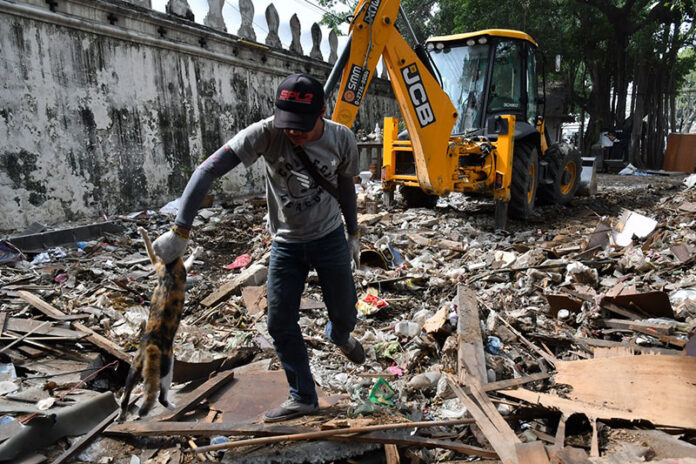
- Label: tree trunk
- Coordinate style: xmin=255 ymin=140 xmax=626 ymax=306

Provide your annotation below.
xmin=629 ymin=62 xmax=647 ymax=167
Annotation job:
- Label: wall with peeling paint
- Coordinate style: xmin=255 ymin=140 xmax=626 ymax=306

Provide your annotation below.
xmin=0 ymin=0 xmax=399 ymax=231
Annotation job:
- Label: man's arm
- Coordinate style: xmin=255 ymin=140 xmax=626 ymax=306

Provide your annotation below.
xmin=154 ymin=145 xmax=242 ymax=263
xmin=175 ymin=145 xmax=242 ymax=230
xmin=337 ymin=175 xmax=360 ymax=267
xmin=337 ymin=175 xmax=358 ymax=236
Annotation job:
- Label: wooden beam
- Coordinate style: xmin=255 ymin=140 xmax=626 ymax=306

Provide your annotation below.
xmin=153 ymin=369 xmax=235 ymax=422
xmin=16 ymin=291 xmax=88 ymax=321
xmin=456 ymin=284 xmax=487 ymax=384
xmin=194 ymin=419 xmax=475 ymax=454
xmin=447 ymin=374 xmax=519 ymax=464
xmin=384 ymin=444 xmax=400 ymax=463
xmin=72 ymin=322 xmax=132 ymax=365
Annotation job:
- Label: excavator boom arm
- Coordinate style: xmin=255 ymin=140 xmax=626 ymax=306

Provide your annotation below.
xmin=330 ymin=0 xmax=458 ymax=193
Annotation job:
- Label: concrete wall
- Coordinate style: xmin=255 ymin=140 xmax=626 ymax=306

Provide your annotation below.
xmin=0 ymin=0 xmax=399 ymax=231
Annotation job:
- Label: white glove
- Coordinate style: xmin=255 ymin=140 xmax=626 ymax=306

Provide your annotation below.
xmin=347 ymin=233 xmax=360 ymax=269
xmin=152 ymin=229 xmax=188 ymax=264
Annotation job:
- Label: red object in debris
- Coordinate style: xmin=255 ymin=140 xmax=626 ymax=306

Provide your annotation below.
xmin=224 ymin=254 xmax=251 ymax=270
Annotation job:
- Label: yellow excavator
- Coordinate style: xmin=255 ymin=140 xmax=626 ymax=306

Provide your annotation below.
xmin=323 ymin=0 xmax=582 ymax=230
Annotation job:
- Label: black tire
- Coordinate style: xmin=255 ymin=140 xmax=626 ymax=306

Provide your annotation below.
xmin=538 ymin=143 xmax=582 ymax=205
xmin=509 ymin=140 xmax=539 ymax=220
xmin=400 ymin=185 xmax=439 ymax=209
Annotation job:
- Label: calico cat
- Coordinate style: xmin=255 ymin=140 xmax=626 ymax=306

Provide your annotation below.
xmin=118 ymin=227 xmax=188 ymax=422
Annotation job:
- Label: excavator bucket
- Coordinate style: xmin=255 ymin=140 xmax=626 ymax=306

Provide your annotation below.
xmin=577 ymin=156 xmax=598 ymax=195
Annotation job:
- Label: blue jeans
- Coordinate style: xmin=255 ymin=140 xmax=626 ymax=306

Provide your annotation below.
xmin=266 ymin=225 xmax=358 ymax=405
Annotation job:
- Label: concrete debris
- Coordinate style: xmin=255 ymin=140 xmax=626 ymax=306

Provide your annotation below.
xmin=1 ymin=173 xmax=696 ymax=463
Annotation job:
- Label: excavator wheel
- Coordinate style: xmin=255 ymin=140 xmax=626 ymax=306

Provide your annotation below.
xmin=538 ymin=143 xmax=582 ymax=205
xmin=509 ymin=140 xmax=539 ymax=220
xmin=400 ymin=185 xmax=439 ymax=209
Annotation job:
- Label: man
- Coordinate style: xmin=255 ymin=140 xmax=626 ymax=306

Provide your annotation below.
xmin=152 ymin=73 xmax=365 ymax=422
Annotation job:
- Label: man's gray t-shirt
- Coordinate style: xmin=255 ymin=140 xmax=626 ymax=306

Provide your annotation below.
xmin=226 ymin=116 xmax=359 ymax=243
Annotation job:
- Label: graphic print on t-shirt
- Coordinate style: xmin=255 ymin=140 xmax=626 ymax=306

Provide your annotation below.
xmin=276 ymin=158 xmax=330 ymax=212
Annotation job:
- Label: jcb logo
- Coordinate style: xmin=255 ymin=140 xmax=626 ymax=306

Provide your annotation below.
xmin=401 ymin=64 xmax=435 ymax=128
xmin=363 ymin=0 xmax=381 ymax=24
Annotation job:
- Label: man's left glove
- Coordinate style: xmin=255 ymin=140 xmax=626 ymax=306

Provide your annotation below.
xmin=347 ymin=233 xmax=360 ymax=269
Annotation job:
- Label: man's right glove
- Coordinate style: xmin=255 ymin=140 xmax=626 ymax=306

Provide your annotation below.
xmin=347 ymin=232 xmax=360 ymax=269
xmin=153 ymin=227 xmax=189 ymax=264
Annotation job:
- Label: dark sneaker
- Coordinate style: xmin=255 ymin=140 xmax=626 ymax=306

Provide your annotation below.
xmin=339 ymin=336 xmax=366 ymax=364
xmin=263 ymin=397 xmax=318 ymax=423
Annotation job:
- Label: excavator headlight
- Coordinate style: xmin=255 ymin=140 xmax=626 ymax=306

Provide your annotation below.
xmin=435 ymin=42 xmax=445 ymax=50
xmin=478 ymin=37 xmax=488 ymax=44
xmin=426 ymin=43 xmax=435 ymax=51
xmin=466 ymin=39 xmax=476 ymax=46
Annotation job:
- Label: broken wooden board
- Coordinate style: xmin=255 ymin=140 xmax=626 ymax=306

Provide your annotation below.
xmin=448 ymin=374 xmax=519 ymax=464
xmin=500 ymin=388 xmax=644 ymax=423
xmin=4 ymin=318 xmax=82 ymax=338
xmin=516 ymin=441 xmax=549 ymax=464
xmin=502 ymin=355 xmax=696 ymax=429
xmin=201 ymin=263 xmax=267 ymax=307
xmin=456 ymin=284 xmax=487 ymax=385
xmin=72 ymin=322 xmax=132 ymax=365
xmin=552 ymin=355 xmax=696 ymax=429
xmin=153 ymin=369 xmax=235 ymax=422
xmin=106 ymin=421 xmax=312 ymax=438
xmin=601 ymin=318 xmax=671 ymax=335
xmin=16 ymin=291 xmax=88 ymax=321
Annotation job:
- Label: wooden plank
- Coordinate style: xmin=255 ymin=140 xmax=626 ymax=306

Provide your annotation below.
xmin=106 ymin=421 xmax=311 ymax=437
xmin=553 ymin=355 xmax=696 ymax=429
xmin=16 ymin=291 xmax=88 ymax=321
xmin=554 ymin=414 xmax=567 ymax=449
xmin=573 ymin=337 xmax=680 ymax=356
xmin=467 ymin=373 xmax=520 ymax=447
xmin=106 ymin=418 xmax=473 ymax=440
xmin=72 ymin=322 xmax=132 ymax=365
xmin=600 ymin=301 xmax=642 ymax=320
xmin=5 ymin=318 xmax=82 ymax=338
xmin=190 ymin=419 xmax=476 ymax=455
xmin=201 ymin=264 xmax=267 ymax=307
xmin=384 ymin=444 xmax=400 ymax=464
xmin=456 ymin=284 xmax=487 ymax=384
xmin=447 ymin=374 xmax=518 ymax=464
xmin=628 ymin=326 xmax=686 ymax=348
xmin=515 ymin=441 xmax=549 ymax=464
xmin=602 ymin=318 xmax=671 ymax=335
xmin=481 ymin=373 xmax=550 ymax=393
xmin=153 ymin=369 xmax=236 ymax=422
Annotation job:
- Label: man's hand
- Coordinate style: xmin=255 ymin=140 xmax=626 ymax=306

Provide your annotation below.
xmin=153 ymin=227 xmax=189 ymax=264
xmin=347 ymin=233 xmax=360 ymax=269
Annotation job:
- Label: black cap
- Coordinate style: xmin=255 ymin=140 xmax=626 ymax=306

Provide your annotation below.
xmin=274 ymin=73 xmax=325 ymax=131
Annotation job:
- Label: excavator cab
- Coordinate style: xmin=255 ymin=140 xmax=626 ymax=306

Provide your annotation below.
xmin=426 ymin=30 xmax=540 ymax=139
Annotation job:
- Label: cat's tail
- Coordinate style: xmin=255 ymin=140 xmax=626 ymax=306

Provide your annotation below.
xmin=138 ymin=344 xmax=161 ymax=417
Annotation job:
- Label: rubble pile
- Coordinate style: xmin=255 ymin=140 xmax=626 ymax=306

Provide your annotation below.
xmin=1 ymin=173 xmax=696 ymax=463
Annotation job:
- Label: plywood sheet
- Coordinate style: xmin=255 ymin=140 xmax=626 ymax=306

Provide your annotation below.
xmin=208 ymin=370 xmax=343 ymax=424
xmin=553 ymin=355 xmax=696 ymax=428
xmin=663 ymin=134 xmax=696 ymax=172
